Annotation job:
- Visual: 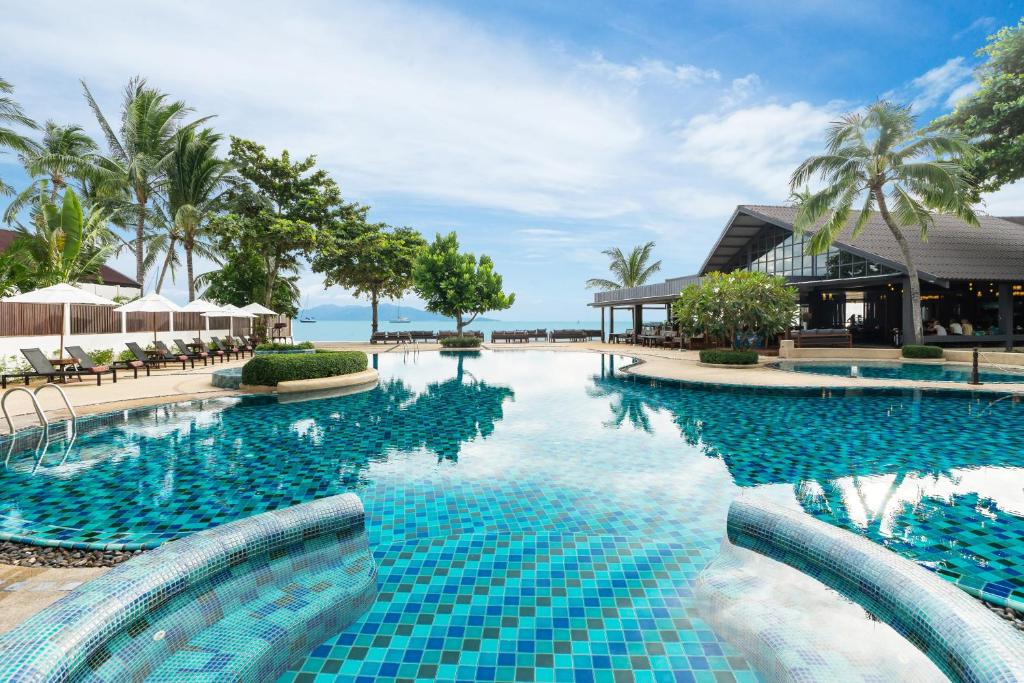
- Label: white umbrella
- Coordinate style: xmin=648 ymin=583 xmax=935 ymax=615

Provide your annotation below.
xmin=3 ymin=283 xmax=115 ymax=358
xmin=179 ymin=298 xmax=221 ymax=340
xmin=115 ymin=293 xmax=182 ymax=342
xmin=241 ymin=303 xmax=277 ymax=315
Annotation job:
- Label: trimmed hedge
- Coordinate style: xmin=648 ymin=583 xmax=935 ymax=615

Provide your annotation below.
xmin=440 ymin=336 xmax=482 ymax=348
xmin=256 ymin=341 xmax=315 ymax=351
xmin=902 ymin=344 xmax=944 ymax=359
xmin=241 ymin=351 xmax=367 ymax=386
xmin=699 ymin=349 xmax=759 ymax=365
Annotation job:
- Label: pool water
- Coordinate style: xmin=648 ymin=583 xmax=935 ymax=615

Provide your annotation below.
xmin=2 ymin=351 xmax=1024 ymax=680
xmin=772 ymin=359 xmax=1024 ymax=383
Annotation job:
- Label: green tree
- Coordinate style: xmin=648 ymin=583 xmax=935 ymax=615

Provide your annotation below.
xmin=790 ymin=102 xmax=978 ymax=344
xmin=412 ymin=232 xmax=515 ymax=335
xmin=83 ymin=77 xmax=208 ymax=290
xmin=585 ymin=241 xmax=661 ymax=290
xmin=312 ymin=221 xmax=426 ymax=333
xmin=0 ymin=76 xmax=37 ymax=195
xmin=673 ymin=271 xmax=796 ymax=349
xmin=162 ymin=127 xmax=237 ymax=299
xmin=197 ymin=250 xmax=300 ymax=317
xmin=4 ymin=122 xmax=102 ymax=223
xmin=213 ymin=137 xmax=361 ymax=309
xmin=8 ymin=187 xmax=116 ymax=287
xmin=937 ymin=20 xmax=1024 ymax=197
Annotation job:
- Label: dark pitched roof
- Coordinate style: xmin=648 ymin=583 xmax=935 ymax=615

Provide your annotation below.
xmin=700 ymin=205 xmax=1024 ymax=282
xmin=0 ymin=229 xmax=141 ymax=288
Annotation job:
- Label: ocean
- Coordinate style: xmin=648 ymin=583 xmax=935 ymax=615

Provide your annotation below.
xmin=290 ymin=318 xmax=658 ymax=342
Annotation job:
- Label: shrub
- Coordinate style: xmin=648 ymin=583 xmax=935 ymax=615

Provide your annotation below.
xmin=241 ymin=350 xmax=367 ymax=386
xmin=674 ymin=271 xmax=797 ymax=349
xmin=902 ymin=344 xmax=944 ymax=359
xmin=256 ymin=341 xmax=315 ymax=351
xmin=440 ymin=336 xmax=482 ymax=348
xmin=89 ymin=349 xmax=114 ymax=365
xmin=117 ymin=349 xmax=136 ymax=363
xmin=699 ymin=349 xmax=759 ymax=365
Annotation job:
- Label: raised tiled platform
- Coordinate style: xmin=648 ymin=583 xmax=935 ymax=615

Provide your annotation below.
xmin=727 ymin=498 xmax=1024 ymax=682
xmin=0 ymin=493 xmax=377 ymax=682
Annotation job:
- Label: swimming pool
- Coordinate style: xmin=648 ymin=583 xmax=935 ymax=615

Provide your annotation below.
xmin=772 ymin=358 xmax=1024 ymax=383
xmin=2 ymin=351 xmax=1023 ymax=679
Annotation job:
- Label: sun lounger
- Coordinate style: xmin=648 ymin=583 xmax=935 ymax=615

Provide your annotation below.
xmin=123 ymin=342 xmax=162 ymax=376
xmin=1 ymin=348 xmax=83 ymax=389
xmin=174 ymin=339 xmax=209 ymax=367
xmin=63 ymin=346 xmax=118 ymax=385
xmin=210 ymin=336 xmax=242 ymax=361
xmin=150 ymin=341 xmax=193 ymax=370
xmin=194 ymin=338 xmax=226 ymax=363
xmin=233 ymin=336 xmax=254 ymax=357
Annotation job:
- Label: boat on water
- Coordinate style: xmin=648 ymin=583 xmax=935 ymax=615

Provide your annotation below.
xmin=389 ymin=305 xmax=410 ymax=324
xmin=298 ymin=297 xmax=316 ymax=323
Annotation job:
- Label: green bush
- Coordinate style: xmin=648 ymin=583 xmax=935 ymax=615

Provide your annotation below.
xmin=440 ymin=336 xmax=482 ymax=348
xmin=117 ymin=349 xmax=136 ymax=363
xmin=255 ymin=341 xmax=315 ymax=351
xmin=241 ymin=350 xmax=368 ymax=386
xmin=89 ymin=349 xmax=114 ymax=365
xmin=902 ymin=344 xmax=944 ymax=359
xmin=699 ymin=349 xmax=759 ymax=365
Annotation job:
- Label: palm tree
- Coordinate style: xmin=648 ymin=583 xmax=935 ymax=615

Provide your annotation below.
xmin=164 ymin=127 xmax=236 ymax=299
xmin=585 ymin=241 xmax=662 ymax=290
xmin=82 ymin=77 xmax=209 ymax=291
xmin=3 ymin=122 xmax=102 ymax=223
xmin=791 ymin=102 xmax=978 ymax=345
xmin=0 ymin=77 xmax=37 ymax=195
xmin=9 ymin=187 xmax=117 ymax=287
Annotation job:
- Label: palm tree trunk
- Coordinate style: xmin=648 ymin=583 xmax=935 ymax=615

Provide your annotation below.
xmin=186 ymin=247 xmax=195 ymax=301
xmin=875 ymin=190 xmax=923 ymax=345
xmin=135 ymin=192 xmax=146 ymax=292
xmin=155 ymin=238 xmax=176 ymax=294
xmin=371 ymin=290 xmax=379 ymax=334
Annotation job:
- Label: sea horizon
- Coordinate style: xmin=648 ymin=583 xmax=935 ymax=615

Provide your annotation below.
xmin=290 ymin=318 xmax=661 ymax=342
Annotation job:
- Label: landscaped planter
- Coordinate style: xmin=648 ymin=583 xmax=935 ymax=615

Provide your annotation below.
xmin=211 ymin=366 xmax=243 ymax=389
xmin=240 ymin=368 xmax=379 ymax=394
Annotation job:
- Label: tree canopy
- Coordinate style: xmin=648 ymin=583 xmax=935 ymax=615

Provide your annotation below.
xmin=937 ymin=20 xmax=1024 ymax=198
xmin=586 ymin=241 xmax=661 ymax=290
xmin=673 ymin=271 xmax=796 ymax=349
xmin=311 ymin=221 xmax=426 ymax=332
xmin=412 ymin=232 xmax=515 ymax=334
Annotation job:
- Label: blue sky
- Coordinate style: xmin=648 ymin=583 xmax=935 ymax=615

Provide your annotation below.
xmin=2 ymin=1 xmax=1023 ymax=319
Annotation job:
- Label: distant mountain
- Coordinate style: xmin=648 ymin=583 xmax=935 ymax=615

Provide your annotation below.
xmin=301 ymin=303 xmax=496 ymax=322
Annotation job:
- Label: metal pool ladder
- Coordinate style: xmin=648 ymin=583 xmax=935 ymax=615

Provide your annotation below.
xmin=2 ymin=383 xmax=77 ymax=434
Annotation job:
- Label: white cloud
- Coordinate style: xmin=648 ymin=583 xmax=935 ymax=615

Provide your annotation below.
xmin=675 ymin=101 xmax=839 ymax=195
xmin=580 ymin=53 xmax=720 ymax=86
xmin=908 ymin=57 xmax=975 ymax=111
xmin=953 ymin=16 xmax=997 ymax=42
xmin=979 ymin=180 xmax=1024 ymax=216
xmin=719 ymin=74 xmax=761 ymax=108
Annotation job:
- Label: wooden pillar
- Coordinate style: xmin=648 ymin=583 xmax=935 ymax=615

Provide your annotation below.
xmin=609 ymin=307 xmax=615 ymax=339
xmin=600 ymin=306 xmax=606 ymax=342
xmin=999 ymin=282 xmax=1014 ymax=350
xmin=633 ymin=304 xmax=643 ymax=343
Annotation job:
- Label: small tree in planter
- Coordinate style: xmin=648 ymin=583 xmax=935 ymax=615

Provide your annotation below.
xmin=673 ymin=271 xmax=796 ymax=349
xmin=412 ymin=232 xmax=514 ymax=336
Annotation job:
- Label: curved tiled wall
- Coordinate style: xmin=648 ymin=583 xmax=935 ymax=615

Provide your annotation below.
xmin=0 ymin=493 xmax=377 ymax=682
xmin=728 ymin=498 xmax=1024 ymax=683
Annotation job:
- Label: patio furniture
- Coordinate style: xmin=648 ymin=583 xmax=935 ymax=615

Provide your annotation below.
xmin=123 ymin=342 xmax=163 ymax=376
xmin=195 ymin=338 xmax=226 ymax=363
xmin=370 ymin=331 xmax=389 ymax=344
xmin=63 ymin=346 xmax=118 ymax=385
xmin=790 ymin=328 xmax=852 ymax=348
xmin=608 ymin=329 xmax=633 ymax=344
xmin=492 ymin=330 xmax=529 ymax=343
xmin=233 ymin=336 xmax=254 ymax=357
xmin=153 ymin=341 xmax=194 ymax=370
xmin=2 ymin=349 xmax=84 ymax=389
xmin=174 ymin=339 xmax=209 ymax=367
xmin=527 ymin=329 xmax=547 ymax=341
xmin=211 ymin=336 xmax=242 ymax=361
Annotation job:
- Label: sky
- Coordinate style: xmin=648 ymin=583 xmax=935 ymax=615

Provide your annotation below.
xmin=2 ymin=0 xmax=1023 ymax=320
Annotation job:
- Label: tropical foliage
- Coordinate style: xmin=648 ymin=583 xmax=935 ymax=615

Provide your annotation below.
xmin=413 ymin=232 xmax=515 ymax=335
xmin=937 ymin=20 xmax=1024 ymax=198
xmin=673 ymin=271 xmax=796 ymax=350
xmin=586 ymin=241 xmax=661 ymax=290
xmin=0 ymin=77 xmax=37 ymax=196
xmin=311 ymin=220 xmax=426 ymax=333
xmin=790 ymin=101 xmax=977 ymax=344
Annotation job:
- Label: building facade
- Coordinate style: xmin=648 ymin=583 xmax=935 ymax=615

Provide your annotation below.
xmin=591 ymin=205 xmax=1024 ymax=348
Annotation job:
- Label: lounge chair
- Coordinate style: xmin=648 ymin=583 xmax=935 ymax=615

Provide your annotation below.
xmin=153 ymin=341 xmax=194 ymax=370
xmin=1 ymin=348 xmax=85 ymax=389
xmin=211 ymin=336 xmax=241 ymax=361
xmin=233 ymin=336 xmax=254 ymax=357
xmin=63 ymin=346 xmax=118 ymax=385
xmin=121 ymin=342 xmax=162 ymax=378
xmin=174 ymin=339 xmax=209 ymax=367
xmin=195 ymin=338 xmax=226 ymax=363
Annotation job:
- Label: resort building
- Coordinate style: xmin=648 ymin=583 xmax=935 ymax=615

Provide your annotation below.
xmin=592 ymin=205 xmax=1024 ymax=347
xmin=0 ymin=228 xmax=142 ymax=300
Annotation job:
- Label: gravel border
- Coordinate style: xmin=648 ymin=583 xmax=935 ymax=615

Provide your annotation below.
xmin=0 ymin=540 xmax=139 ymax=568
